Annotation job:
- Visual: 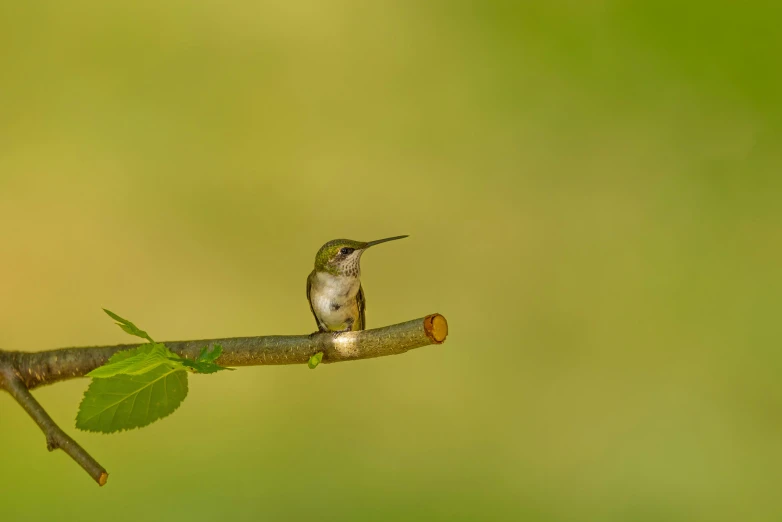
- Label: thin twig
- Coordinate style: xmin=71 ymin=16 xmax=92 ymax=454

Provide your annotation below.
xmin=0 ymin=365 xmax=108 ymax=486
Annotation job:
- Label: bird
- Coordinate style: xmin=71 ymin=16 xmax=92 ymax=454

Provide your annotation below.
xmin=306 ymin=236 xmax=408 ymax=339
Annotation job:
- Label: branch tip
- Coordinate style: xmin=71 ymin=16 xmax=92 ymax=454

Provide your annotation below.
xmin=424 ymin=314 xmax=448 ymax=344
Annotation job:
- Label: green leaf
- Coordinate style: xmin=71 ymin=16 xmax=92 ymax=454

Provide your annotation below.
xmin=103 ymin=308 xmax=154 ymax=343
xmin=87 ymin=343 xmax=182 ymax=378
xmin=76 ymin=365 xmax=189 ymax=433
xmin=308 ymin=351 xmax=323 ymax=369
xmin=177 ymin=344 xmax=233 ymax=374
xmin=179 ymin=359 xmax=225 ymax=374
xmin=204 ymin=344 xmax=222 ymax=362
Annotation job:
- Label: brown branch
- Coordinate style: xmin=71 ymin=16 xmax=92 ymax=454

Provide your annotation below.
xmin=0 ymin=314 xmax=448 ymax=486
xmin=5 ymin=314 xmax=448 ymax=390
xmin=0 ymin=364 xmax=108 ymax=486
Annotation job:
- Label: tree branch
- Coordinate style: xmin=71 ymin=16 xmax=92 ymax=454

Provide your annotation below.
xmin=0 ymin=314 xmax=448 ymax=486
xmin=0 ymin=364 xmax=109 ymax=486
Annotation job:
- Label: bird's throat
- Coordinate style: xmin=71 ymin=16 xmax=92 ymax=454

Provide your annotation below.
xmin=311 ymin=271 xmax=361 ymax=302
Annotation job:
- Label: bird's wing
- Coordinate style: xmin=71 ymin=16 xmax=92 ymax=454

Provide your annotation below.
xmin=356 ymin=284 xmax=366 ymax=331
xmin=307 ymin=270 xmax=325 ymax=331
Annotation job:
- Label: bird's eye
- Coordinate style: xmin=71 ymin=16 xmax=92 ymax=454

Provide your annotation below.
xmin=340 ymin=247 xmax=354 ymax=255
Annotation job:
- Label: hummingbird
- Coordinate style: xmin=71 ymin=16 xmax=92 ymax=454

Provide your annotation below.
xmin=306 ymin=235 xmax=408 ymax=336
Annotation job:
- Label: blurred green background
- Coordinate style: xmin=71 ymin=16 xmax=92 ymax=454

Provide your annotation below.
xmin=1 ymin=1 xmax=781 ymax=520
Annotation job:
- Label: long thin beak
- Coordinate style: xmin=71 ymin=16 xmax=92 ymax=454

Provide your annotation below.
xmin=365 ymin=235 xmax=409 ymax=248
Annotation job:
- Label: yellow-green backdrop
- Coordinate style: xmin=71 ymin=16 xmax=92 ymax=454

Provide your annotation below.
xmin=1 ymin=1 xmax=780 ymax=521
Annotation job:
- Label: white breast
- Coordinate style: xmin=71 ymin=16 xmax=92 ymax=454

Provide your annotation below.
xmin=311 ymin=272 xmax=360 ymax=330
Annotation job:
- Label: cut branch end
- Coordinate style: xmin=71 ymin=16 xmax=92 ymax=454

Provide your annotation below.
xmin=424 ymin=314 xmax=448 ymax=344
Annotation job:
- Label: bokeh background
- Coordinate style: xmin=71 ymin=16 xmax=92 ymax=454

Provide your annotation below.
xmin=1 ymin=1 xmax=781 ymax=520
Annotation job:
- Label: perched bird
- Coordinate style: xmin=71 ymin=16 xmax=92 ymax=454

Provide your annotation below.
xmin=307 ymin=235 xmax=408 ymax=335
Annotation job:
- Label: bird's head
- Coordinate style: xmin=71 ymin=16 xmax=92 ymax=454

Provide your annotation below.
xmin=313 ymin=236 xmax=408 ymax=276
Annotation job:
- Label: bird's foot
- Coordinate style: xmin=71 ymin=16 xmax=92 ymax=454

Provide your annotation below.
xmin=331 ymin=325 xmax=354 ymax=338
xmin=308 ymin=352 xmax=324 ymax=369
